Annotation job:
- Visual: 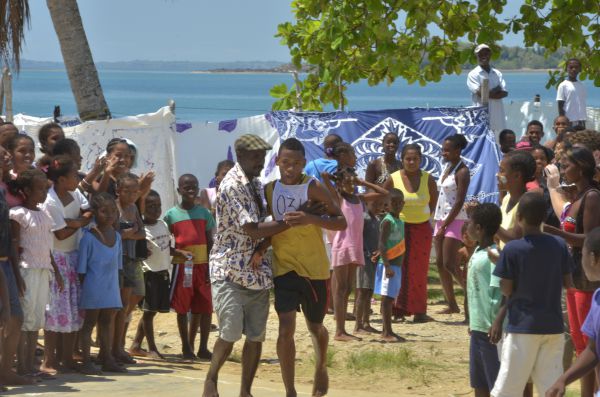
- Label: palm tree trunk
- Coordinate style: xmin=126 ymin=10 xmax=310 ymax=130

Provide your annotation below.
xmin=46 ymin=0 xmax=110 ymax=121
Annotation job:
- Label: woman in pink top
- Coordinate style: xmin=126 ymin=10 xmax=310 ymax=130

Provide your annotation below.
xmin=322 ymin=142 xmax=388 ymax=342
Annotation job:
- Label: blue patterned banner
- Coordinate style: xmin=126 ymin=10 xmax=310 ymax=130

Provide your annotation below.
xmin=267 ymin=106 xmax=501 ymax=203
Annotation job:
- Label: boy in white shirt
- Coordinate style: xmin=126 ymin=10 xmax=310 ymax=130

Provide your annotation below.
xmin=557 ymin=58 xmax=587 ymax=128
xmin=128 ymin=190 xmax=191 ymax=359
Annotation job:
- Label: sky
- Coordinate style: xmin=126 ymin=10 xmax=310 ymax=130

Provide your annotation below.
xmin=21 ymin=1 xmax=525 ymax=63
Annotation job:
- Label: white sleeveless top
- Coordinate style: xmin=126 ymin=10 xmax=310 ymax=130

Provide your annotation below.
xmin=271 ymin=178 xmax=312 ymax=221
xmin=434 ymin=161 xmax=468 ymax=221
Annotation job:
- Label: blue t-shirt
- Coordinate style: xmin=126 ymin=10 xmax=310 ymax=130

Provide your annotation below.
xmin=78 ymin=229 xmax=123 ymax=309
xmin=304 ymin=158 xmax=338 ymax=183
xmin=493 ymin=234 xmax=572 ymax=334
xmin=582 ymin=289 xmax=600 ymax=360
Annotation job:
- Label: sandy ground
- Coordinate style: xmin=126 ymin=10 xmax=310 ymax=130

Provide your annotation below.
xmin=4 ymin=285 xmax=580 ymax=396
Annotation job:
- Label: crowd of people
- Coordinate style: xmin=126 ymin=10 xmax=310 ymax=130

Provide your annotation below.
xmin=0 ymin=54 xmax=597 ymax=397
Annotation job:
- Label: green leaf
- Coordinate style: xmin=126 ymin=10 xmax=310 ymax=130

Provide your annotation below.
xmin=331 ymin=35 xmax=343 ymax=50
xmin=269 ymin=83 xmax=289 ymax=99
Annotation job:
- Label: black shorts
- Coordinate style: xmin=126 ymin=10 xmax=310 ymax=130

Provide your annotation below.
xmin=274 ymin=271 xmax=327 ymax=324
xmin=141 ymin=270 xmax=171 ymax=313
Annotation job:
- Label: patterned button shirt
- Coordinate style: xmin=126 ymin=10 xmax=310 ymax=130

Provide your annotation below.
xmin=209 ymin=163 xmax=272 ymax=290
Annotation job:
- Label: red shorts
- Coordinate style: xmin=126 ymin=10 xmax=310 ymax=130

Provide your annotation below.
xmin=170 ymin=263 xmax=212 ymax=315
xmin=566 ymin=288 xmax=594 ymax=355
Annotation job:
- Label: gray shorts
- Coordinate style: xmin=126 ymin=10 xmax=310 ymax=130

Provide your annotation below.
xmin=356 ymin=260 xmax=376 ymax=290
xmin=212 ymin=280 xmax=269 ymax=343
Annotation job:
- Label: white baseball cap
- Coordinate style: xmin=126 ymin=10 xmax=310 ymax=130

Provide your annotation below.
xmin=474 ymin=44 xmax=491 ymax=54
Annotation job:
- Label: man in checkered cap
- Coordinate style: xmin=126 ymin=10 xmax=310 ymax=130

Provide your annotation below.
xmin=204 ymin=134 xmax=289 ymax=397
xmin=467 ymin=44 xmax=509 ymax=134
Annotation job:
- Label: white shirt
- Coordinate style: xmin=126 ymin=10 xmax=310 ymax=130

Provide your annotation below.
xmin=9 ymin=206 xmax=53 ymax=269
xmin=142 ymin=220 xmax=172 ymax=272
xmin=467 ymin=65 xmax=507 ymax=133
xmin=557 ymin=80 xmax=587 ymax=122
xmin=42 ymin=186 xmax=90 ymax=252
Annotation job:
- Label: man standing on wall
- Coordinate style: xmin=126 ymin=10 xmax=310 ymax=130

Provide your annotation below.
xmin=467 ymin=44 xmax=508 ymax=134
xmin=557 ymin=58 xmax=587 ymax=128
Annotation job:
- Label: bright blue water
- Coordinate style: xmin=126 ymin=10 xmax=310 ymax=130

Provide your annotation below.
xmin=9 ymin=69 xmax=600 ymax=122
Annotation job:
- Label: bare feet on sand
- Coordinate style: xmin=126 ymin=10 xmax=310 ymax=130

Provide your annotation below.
xmin=334 ymin=332 xmax=362 ymax=342
xmin=197 ymin=349 xmax=213 ymax=361
xmin=312 ymin=367 xmax=328 ymax=397
xmin=145 ymin=350 xmax=165 ymax=360
xmin=354 ymin=328 xmax=371 ymax=335
xmin=354 ymin=325 xmax=381 ymax=335
xmin=128 ymin=346 xmax=148 ymax=357
xmin=202 ymin=379 xmax=219 ymax=397
xmin=39 ymin=363 xmax=58 ymax=376
xmin=115 ymin=351 xmax=136 ymax=364
xmin=79 ymin=362 xmax=102 ymax=375
xmin=413 ymin=314 xmax=434 ymax=323
xmin=436 ymin=306 xmax=460 ymax=315
xmin=102 ymin=360 xmax=128 ymax=373
xmin=381 ymin=333 xmax=406 ymax=343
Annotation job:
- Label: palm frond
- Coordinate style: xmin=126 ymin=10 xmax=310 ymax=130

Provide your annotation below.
xmin=0 ymin=0 xmax=30 ymax=70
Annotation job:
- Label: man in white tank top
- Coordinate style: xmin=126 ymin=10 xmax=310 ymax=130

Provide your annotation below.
xmin=267 ymin=138 xmax=347 ymax=397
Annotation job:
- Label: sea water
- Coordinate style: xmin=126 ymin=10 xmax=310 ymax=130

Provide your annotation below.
xmin=8 ymin=69 xmax=600 ymax=122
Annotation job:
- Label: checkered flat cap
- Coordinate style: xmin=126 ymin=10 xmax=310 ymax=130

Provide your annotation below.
xmin=234 ymin=134 xmax=272 ymax=151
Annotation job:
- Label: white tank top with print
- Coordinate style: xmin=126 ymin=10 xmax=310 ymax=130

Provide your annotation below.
xmin=434 ymin=161 xmax=468 ymax=221
xmin=271 ymin=178 xmax=312 ymax=221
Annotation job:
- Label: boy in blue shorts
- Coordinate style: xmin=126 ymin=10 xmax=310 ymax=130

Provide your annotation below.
xmin=492 ymin=192 xmax=573 ymax=397
xmin=374 ymin=188 xmax=405 ymax=342
xmin=465 ymin=203 xmax=504 ymax=397
xmin=547 ymin=227 xmax=600 ymax=396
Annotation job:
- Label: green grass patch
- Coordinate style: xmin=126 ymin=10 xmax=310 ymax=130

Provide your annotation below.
xmin=310 ymin=346 xmax=337 ymax=368
xmin=345 ymin=347 xmax=440 ymax=385
xmin=427 ymin=288 xmax=445 ymax=301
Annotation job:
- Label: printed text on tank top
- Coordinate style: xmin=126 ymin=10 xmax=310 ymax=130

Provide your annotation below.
xmin=271 ymin=177 xmax=313 ymax=221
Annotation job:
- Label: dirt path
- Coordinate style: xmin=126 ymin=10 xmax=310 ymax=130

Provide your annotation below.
xmin=5 ymin=279 xmax=580 ymax=396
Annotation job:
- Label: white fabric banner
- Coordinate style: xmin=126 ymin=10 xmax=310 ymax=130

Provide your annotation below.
xmin=9 ymin=102 xmax=600 ymax=210
xmin=171 ymin=114 xmax=280 ymax=190
xmin=13 ymin=107 xmax=179 ymax=208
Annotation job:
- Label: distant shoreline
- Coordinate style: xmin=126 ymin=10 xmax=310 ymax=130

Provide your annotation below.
xmin=192 ymin=67 xmax=560 ymax=74
xmin=18 ymin=67 xmax=560 ymax=75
